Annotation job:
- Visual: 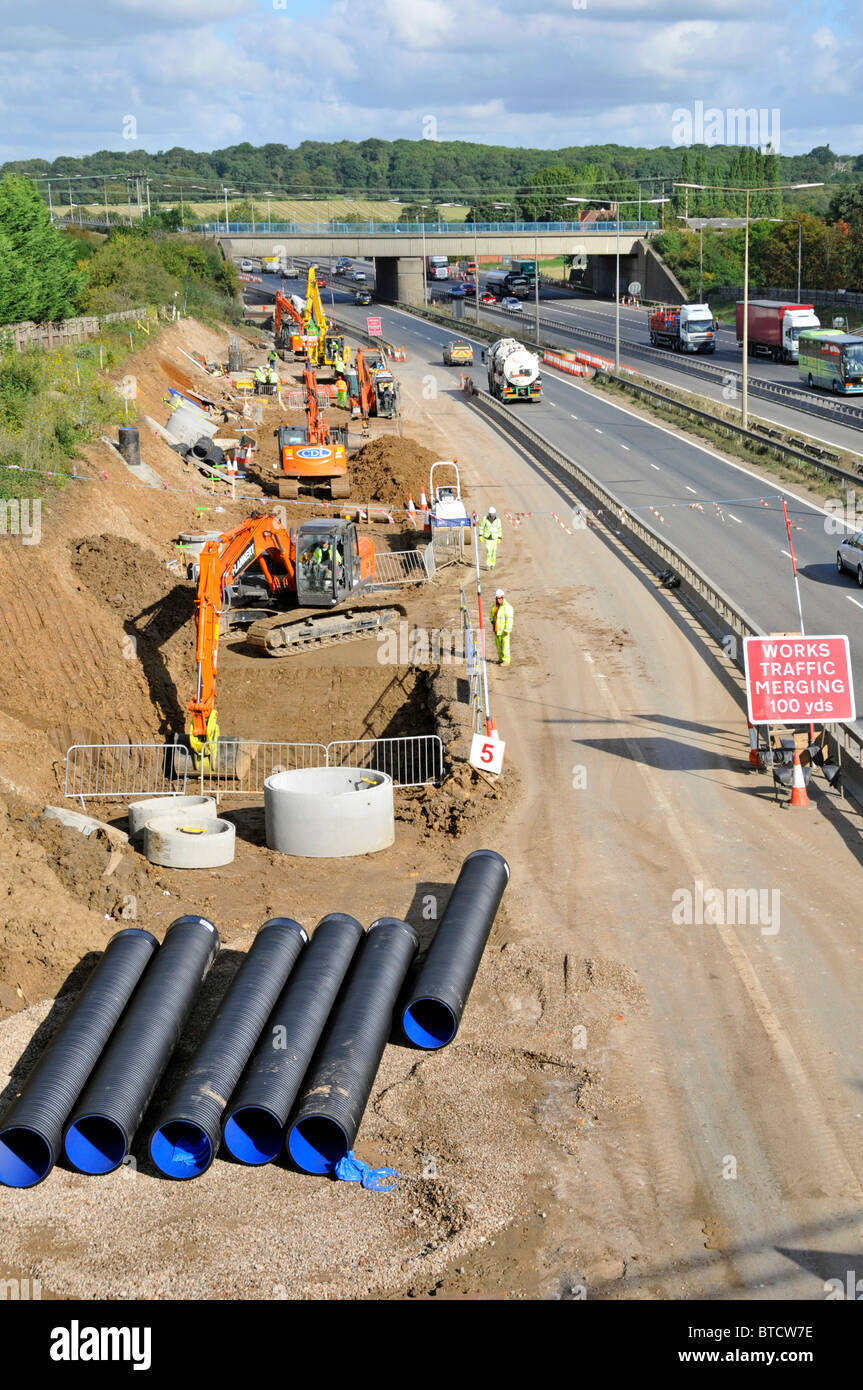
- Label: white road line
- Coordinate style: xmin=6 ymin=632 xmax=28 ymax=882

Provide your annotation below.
xmin=650 ymin=463 xmax=661 ymax=471
xmin=781 ymin=549 xmax=792 ymax=558
xmin=847 ymin=596 xmax=863 ymax=609
xmin=685 ymin=485 xmax=697 ymax=494
xmin=728 ymin=513 xmax=743 ymax=524
xmin=570 ymin=413 xmax=578 ymax=420
xmin=620 ymin=444 xmax=630 ymax=451
xmin=594 ymin=428 xmax=603 ymax=434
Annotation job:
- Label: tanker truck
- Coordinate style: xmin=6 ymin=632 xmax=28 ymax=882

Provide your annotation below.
xmin=736 ymin=300 xmax=821 ymax=363
xmin=486 ymin=338 xmax=542 ymax=402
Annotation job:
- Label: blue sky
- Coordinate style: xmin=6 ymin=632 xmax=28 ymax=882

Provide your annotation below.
xmin=1 ymin=0 xmax=859 ymax=164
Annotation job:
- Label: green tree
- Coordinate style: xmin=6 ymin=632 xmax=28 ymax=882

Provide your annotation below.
xmin=228 ymin=199 xmax=261 ymax=223
xmin=0 ymin=174 xmax=83 ymax=323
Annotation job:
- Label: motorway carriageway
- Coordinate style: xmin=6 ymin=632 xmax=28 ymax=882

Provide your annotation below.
xmin=304 ymin=281 xmax=863 ymax=697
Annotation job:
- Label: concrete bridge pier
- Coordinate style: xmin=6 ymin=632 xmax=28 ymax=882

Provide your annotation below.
xmin=375 ymin=256 xmax=424 ymax=305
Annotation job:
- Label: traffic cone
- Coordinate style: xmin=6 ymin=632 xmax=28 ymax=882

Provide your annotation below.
xmin=419 ymin=488 xmax=429 ymax=531
xmin=747 ymin=719 xmax=759 ymax=767
xmin=789 ymin=750 xmax=811 ymax=808
xmin=406 ymin=495 xmax=417 ymax=527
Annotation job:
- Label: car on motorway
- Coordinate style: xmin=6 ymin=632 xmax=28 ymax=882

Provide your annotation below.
xmin=463 ymin=282 xmax=476 ymax=297
xmin=282 ymin=265 xmax=299 ymax=279
xmin=500 ymin=296 xmax=523 ymax=312
xmin=240 ymin=258 xmax=253 ymax=272
xmin=335 ymin=258 xmax=352 ymax=274
xmin=449 ymin=284 xmax=467 ymax=298
xmin=317 ymin=276 xmax=327 ymax=288
xmin=480 ymin=292 xmax=497 ymax=305
xmin=836 ymin=532 xmax=863 ymax=585
xmin=354 ymin=289 xmax=372 ymax=306
xmin=351 ymin=270 xmax=367 ymax=282
xmin=442 ymin=339 xmax=474 ymax=366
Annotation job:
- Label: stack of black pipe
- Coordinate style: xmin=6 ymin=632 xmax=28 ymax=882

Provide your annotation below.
xmin=0 ymin=849 xmax=510 ymax=1187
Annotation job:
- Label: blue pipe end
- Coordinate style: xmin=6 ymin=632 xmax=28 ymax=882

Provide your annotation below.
xmin=402 ymin=997 xmax=457 ymax=1049
xmin=223 ymin=1107 xmax=284 ymax=1166
xmin=287 ymin=1116 xmax=349 ymax=1175
xmin=150 ymin=1121 xmax=213 ymax=1179
xmin=64 ymin=1115 xmax=127 ymax=1174
xmin=0 ymin=1126 xmax=53 ymax=1188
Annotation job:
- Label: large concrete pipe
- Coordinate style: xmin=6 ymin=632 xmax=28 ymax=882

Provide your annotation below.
xmin=264 ymin=767 xmax=394 ymax=857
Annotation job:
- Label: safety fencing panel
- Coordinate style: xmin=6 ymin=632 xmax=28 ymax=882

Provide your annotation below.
xmin=373 ymin=548 xmax=434 ymax=586
xmin=325 ymin=735 xmax=443 ymax=788
xmin=460 ymin=587 xmax=484 ymax=734
xmin=64 ymin=734 xmax=442 ymax=802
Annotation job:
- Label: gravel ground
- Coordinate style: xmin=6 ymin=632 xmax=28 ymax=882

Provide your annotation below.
xmin=0 ymin=928 xmax=625 ymax=1300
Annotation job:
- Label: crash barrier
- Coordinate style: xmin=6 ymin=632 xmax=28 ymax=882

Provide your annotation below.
xmin=460 ymin=587 xmax=485 ymax=735
xmin=0 ymin=928 xmax=158 ymax=1187
xmin=464 ymin=383 xmax=863 ymax=807
xmin=4 ymin=850 xmax=505 ymax=1187
xmin=64 ymin=734 xmax=444 ymax=802
xmin=542 ymin=350 xmax=593 ymax=378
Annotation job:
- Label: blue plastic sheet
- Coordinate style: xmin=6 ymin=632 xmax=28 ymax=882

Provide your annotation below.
xmin=334 ymin=1150 xmax=399 ymax=1191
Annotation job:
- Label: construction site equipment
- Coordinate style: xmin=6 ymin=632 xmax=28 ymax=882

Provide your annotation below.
xmin=64 ymin=917 xmax=220 ymax=1176
xmin=275 ymin=359 xmax=350 ymax=500
xmin=301 ymin=265 xmax=346 ymax=371
xmin=0 ymin=928 xmax=158 ymax=1189
xmin=401 ymin=850 xmax=510 ymax=1049
xmin=486 ymin=337 xmax=542 ymax=401
xmin=264 ymin=766 xmax=395 ymax=857
xmin=347 ymin=348 xmax=398 ymax=423
xmin=427 ymin=460 xmax=471 ymax=560
xmin=227 ymin=337 xmax=245 ymax=372
xmin=149 ymin=919 xmax=308 ymax=1180
xmin=185 ymin=514 xmax=411 ymax=762
xmin=143 ymin=814 xmax=236 ymax=868
xmin=223 ymin=915 xmax=364 ymax=1166
xmin=127 ymin=794 xmax=216 ymax=842
xmin=286 ymin=918 xmax=418 ymax=1174
xmin=273 ymin=291 xmax=316 ymax=359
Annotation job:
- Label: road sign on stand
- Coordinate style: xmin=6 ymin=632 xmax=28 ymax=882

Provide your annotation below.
xmin=366 ymin=316 xmax=382 ymax=336
xmin=744 ymin=635 xmax=855 ymax=724
xmin=469 ymin=732 xmax=505 ymax=775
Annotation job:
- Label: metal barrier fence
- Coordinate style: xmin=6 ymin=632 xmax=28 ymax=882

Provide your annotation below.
xmin=64 ymin=733 xmax=443 ymax=802
xmin=372 ymin=546 xmax=436 ymax=585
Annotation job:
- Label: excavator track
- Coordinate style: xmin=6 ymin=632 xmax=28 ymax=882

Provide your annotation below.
xmin=246 ymin=604 xmax=404 ymax=656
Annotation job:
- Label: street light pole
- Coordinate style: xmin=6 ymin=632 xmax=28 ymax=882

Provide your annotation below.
xmin=223 ymin=186 xmax=229 ymax=233
xmin=797 ymin=220 xmax=802 ymax=301
xmin=742 ymin=188 xmax=750 ymax=429
xmin=534 ymin=208 xmax=540 ymax=348
xmin=615 ymin=201 xmax=620 ymax=372
xmin=420 ymin=204 xmax=427 ymax=305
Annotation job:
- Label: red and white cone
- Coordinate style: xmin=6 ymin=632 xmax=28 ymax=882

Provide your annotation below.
xmin=406 ymin=495 xmax=417 ymax=527
xmin=789 ymin=750 xmax=811 ymax=808
xmin=419 ymin=488 xmax=429 ymax=531
xmin=747 ymin=719 xmax=759 ymax=767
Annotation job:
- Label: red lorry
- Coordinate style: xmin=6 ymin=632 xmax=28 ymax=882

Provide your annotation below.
xmin=735 ymin=301 xmax=820 ymax=363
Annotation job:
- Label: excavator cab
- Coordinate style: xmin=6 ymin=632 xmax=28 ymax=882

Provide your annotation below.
xmin=295 ymin=519 xmax=361 ymax=607
xmin=324 ymin=331 xmax=346 ymax=366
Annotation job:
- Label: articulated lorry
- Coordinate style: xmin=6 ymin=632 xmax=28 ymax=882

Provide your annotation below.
xmin=736 ymin=300 xmax=821 ymax=363
xmin=486 ymin=338 xmax=542 ymax=402
xmin=649 ymin=304 xmax=717 ymax=354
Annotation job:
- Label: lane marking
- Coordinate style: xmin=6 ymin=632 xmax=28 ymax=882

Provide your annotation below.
xmin=728 ymin=513 xmax=743 ymax=523
xmin=781 ymin=549 xmax=792 ymax=558
xmin=847 ymin=596 xmax=863 ymax=609
xmin=595 ymin=428 xmax=603 ymax=434
xmin=650 ymin=463 xmax=661 ymax=471
xmin=620 ymin=444 xmax=630 ymax=451
xmin=685 ymin=485 xmax=697 ymax=494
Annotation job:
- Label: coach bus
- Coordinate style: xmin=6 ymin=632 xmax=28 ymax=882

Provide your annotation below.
xmin=798 ymin=329 xmax=863 ymax=394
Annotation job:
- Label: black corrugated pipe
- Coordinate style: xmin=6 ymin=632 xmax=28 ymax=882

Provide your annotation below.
xmin=223 ymin=914 xmax=364 ymax=1166
xmin=63 ymin=916 xmax=219 ymax=1175
xmin=148 ymin=918 xmax=307 ymax=1179
xmin=0 ymin=928 xmax=158 ymax=1189
xmin=401 ymin=849 xmax=510 ymax=1049
xmin=286 ymin=918 xmax=418 ymax=1175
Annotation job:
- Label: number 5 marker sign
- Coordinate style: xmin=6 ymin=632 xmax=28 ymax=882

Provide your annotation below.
xmin=469 ymin=732 xmax=505 ymax=775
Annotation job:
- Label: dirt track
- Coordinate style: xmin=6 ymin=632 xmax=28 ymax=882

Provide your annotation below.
xmin=1 ymin=318 xmax=862 ymax=1299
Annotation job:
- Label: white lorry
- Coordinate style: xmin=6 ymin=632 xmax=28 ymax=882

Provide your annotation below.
xmin=486 ymin=338 xmax=542 ymax=402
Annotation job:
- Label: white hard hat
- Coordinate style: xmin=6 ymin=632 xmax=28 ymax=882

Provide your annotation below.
xmin=495 ymin=588 xmax=505 ymax=598
xmin=488 ymin=505 xmax=496 ymax=515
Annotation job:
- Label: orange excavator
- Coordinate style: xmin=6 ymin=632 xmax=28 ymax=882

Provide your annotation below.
xmin=275 ymin=359 xmax=350 ymax=501
xmin=184 ymin=513 xmax=402 ymax=762
xmin=348 ymin=349 xmax=398 ymax=422
xmin=273 ymin=291 xmax=316 ymax=359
